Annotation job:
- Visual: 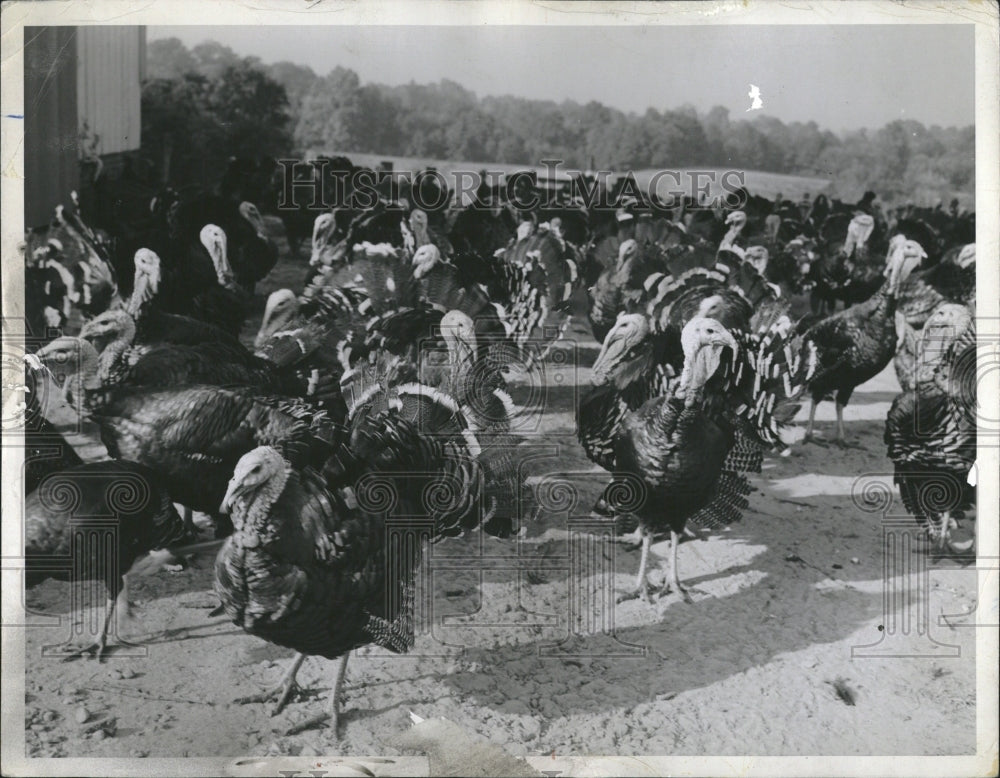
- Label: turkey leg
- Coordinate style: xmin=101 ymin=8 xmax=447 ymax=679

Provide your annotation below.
xmin=236 ymin=651 xmax=307 ymax=715
xmin=835 ymin=401 xmax=847 ymax=444
xmin=656 ymin=530 xmax=698 ymax=603
xmin=616 ymin=527 xmax=653 ymax=603
xmin=285 ymin=652 xmax=350 ymax=738
xmin=55 ymin=576 xmax=133 ymax=661
xmin=804 ymin=398 xmax=818 ymax=442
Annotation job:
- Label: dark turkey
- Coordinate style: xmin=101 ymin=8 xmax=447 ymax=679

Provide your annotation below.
xmin=215 ymin=352 xmax=500 ymax=737
xmin=25 ymin=460 xmax=196 ymax=660
xmin=590 ymin=316 xmax=814 ymax=602
xmin=800 ymin=238 xmax=922 ymax=445
xmin=587 ymin=239 xmax=656 ymax=344
xmin=163 ymin=188 xmax=279 ymax=292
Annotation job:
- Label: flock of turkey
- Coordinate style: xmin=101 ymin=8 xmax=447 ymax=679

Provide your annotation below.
xmin=19 ymin=165 xmax=977 ymax=740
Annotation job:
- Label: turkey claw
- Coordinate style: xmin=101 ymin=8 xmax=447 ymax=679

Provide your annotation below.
xmin=236 ymin=680 xmax=302 ymax=716
xmin=285 ymin=712 xmax=333 ymax=737
xmin=657 ymin=583 xmax=702 ymax=604
xmin=616 ymin=582 xmax=655 ymax=604
xmin=48 ymin=640 xmax=109 ymax=663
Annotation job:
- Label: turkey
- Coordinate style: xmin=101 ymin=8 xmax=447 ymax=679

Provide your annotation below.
xmin=21 ymin=362 xmax=85 ymax=496
xmin=718 ymin=210 xmax=750 ymax=253
xmin=25 ymin=460 xmax=198 ymax=660
xmin=253 ymin=284 xmax=367 ymax=418
xmin=23 ymin=202 xmax=122 ymax=331
xmin=800 ymin=237 xmax=923 ymax=445
xmin=115 ymin=227 xmax=248 ymax=337
xmin=357 ymin=308 xmax=524 ymax=536
xmin=163 ymin=188 xmax=279 ymax=292
xmin=215 ymin=354 xmax=499 ymax=737
xmin=595 ymin=316 xmax=813 ymax=602
xmin=404 ymin=208 xmax=454 ymax=257
xmin=893 ymin=303 xmax=973 ymax=395
xmin=808 ymin=211 xmax=887 ymax=314
xmin=182 ymin=224 xmax=250 ymax=336
xmin=104 ymin=249 xmax=242 ymax=349
xmin=80 ymin=306 xmax=240 ymax=384
xmin=587 ymin=239 xmax=657 ymax=344
xmin=28 ymin=339 xmax=348 ymax=534
xmin=49 ymin=327 xmax=323 ymax=409
xmin=578 ymin=253 xmax=791 ymax=509
xmin=495 ymin=226 xmax=582 ymax=361
xmin=885 ymin=316 xmax=976 ymax=553
xmin=891 ymin=243 xmax=976 ymax=388
xmin=291 ymin=241 xmax=515 ymax=371
xmin=308 ymin=201 xmax=409 ymax=270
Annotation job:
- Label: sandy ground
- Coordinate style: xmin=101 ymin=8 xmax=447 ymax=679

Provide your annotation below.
xmin=19 ymin=222 xmax=979 ymax=764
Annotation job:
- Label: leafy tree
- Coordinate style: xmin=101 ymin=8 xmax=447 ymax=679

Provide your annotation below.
xmin=209 ymin=63 xmax=292 ymax=159
xmin=191 ymin=41 xmax=243 ymax=81
xmin=142 ymin=37 xmax=974 ymax=206
xmin=141 ymin=74 xmax=219 ymax=185
xmin=147 ymin=38 xmax=199 ymax=80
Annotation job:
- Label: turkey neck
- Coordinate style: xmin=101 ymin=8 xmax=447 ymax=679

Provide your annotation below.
xmin=97 ymin=336 xmax=132 ymax=383
xmin=127 ymin=272 xmax=155 ymax=319
xmin=232 ymin=466 xmax=292 ymax=550
xmin=866 ymin=279 xmax=899 ymax=320
xmin=64 ymin=354 xmax=101 ymax=412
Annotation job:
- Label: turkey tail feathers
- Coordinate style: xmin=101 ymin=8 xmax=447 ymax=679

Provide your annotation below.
xmin=742 ymin=316 xmax=817 ymax=446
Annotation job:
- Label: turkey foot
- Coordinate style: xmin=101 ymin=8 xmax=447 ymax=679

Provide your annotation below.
xmin=616 ymin=581 xmax=655 ymax=604
xmin=285 ymin=711 xmax=330 ymax=737
xmin=655 ymin=581 xmax=703 ymax=604
xmin=802 ymin=427 xmax=829 ymax=446
xmin=285 ymin=653 xmax=349 ymax=739
xmin=53 ymin=591 xmax=131 ymax=662
xmin=611 ymin=527 xmax=643 ymax=551
xmin=50 ymin=638 xmax=110 ymax=662
xmin=655 ymin=530 xmax=700 ymax=603
xmin=616 ymin=529 xmax=653 ymax=603
xmin=236 ymin=653 xmax=307 ymax=715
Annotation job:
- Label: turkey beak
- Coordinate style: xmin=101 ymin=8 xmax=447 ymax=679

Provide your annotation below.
xmin=254 ymin=311 xmax=276 ymax=349
xmin=220 ymin=477 xmax=242 ymax=514
xmin=705 ymin=331 xmax=738 ymax=377
xmin=591 ymin=335 xmax=626 ymax=386
xmin=23 ymin=353 xmax=47 ymax=380
xmin=240 ymin=202 xmax=268 ymax=239
xmin=312 ymin=238 xmax=347 ymax=268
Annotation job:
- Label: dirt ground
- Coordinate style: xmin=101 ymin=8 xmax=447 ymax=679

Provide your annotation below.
xmin=20 ymin=222 xmax=979 ymax=764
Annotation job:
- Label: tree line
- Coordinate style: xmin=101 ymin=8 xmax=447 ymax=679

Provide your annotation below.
xmin=144 ymin=37 xmax=974 ymax=206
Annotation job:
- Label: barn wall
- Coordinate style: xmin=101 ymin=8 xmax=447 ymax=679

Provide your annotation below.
xmin=76 ymin=27 xmax=145 ymax=157
xmin=24 ymin=27 xmax=80 ymax=229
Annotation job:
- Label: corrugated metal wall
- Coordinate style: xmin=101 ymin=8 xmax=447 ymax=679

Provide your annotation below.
xmin=76 ymin=27 xmax=145 ymax=157
xmin=24 ymin=26 xmax=145 ymax=228
xmin=24 ymin=27 xmax=80 ymax=228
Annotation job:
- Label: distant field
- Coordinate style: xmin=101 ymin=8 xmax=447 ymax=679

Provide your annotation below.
xmin=308 ymin=149 xmax=831 ymax=204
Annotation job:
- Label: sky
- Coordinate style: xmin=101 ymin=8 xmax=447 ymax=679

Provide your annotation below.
xmin=148 ymin=24 xmax=974 ymax=132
